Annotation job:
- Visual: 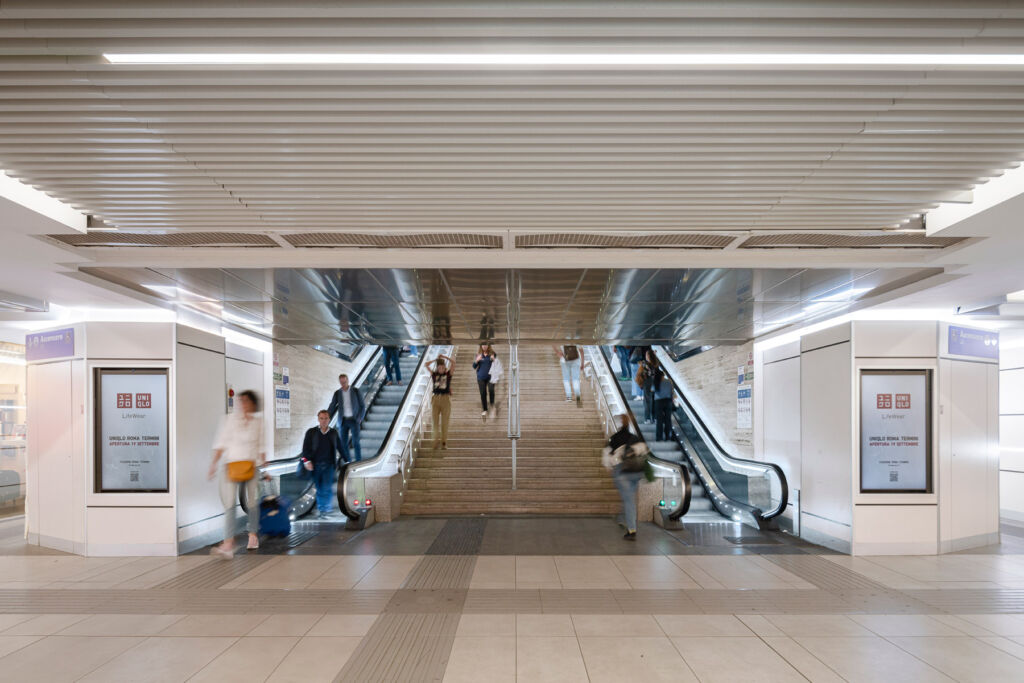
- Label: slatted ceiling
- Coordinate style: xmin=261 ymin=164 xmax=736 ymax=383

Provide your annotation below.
xmin=739 ymin=233 xmax=969 ymax=249
xmin=283 ymin=232 xmax=502 ymax=248
xmin=47 ymin=231 xmax=278 ymax=247
xmin=2 ymin=4 xmax=1024 ymax=239
xmin=514 ymin=233 xmax=734 ymax=249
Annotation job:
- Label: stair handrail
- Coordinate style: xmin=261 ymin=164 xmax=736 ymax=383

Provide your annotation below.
xmin=651 ymin=346 xmax=788 ymax=523
xmin=589 ymin=346 xmax=691 ymax=521
xmin=338 ymin=345 xmax=450 ymax=519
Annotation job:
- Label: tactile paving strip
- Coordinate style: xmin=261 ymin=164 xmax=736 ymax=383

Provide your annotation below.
xmin=401 ymin=556 xmax=477 ymax=590
xmin=154 ymin=554 xmax=272 ymax=590
xmin=761 ymin=554 xmax=889 ymax=592
xmin=334 ymin=613 xmax=460 ymax=683
xmin=425 ymin=518 xmax=487 ymax=555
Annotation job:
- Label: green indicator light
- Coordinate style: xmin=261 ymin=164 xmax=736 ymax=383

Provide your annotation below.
xmin=659 ymin=500 xmax=665 ymax=507
xmin=670 ymin=501 xmax=677 ymax=506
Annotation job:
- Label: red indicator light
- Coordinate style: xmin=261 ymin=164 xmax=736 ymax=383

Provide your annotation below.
xmin=365 ymin=499 xmax=372 ymax=506
xmin=353 ymin=500 xmax=359 ymax=506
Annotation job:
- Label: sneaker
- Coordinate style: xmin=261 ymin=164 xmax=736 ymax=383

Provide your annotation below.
xmin=246 ymin=536 xmax=259 ymax=550
xmin=317 ymin=512 xmax=329 ymax=520
xmin=441 ymin=442 xmax=447 ymax=450
xmin=623 ymin=531 xmax=637 ymax=541
xmin=210 ymin=545 xmax=234 ymax=560
xmin=565 ymin=396 xmax=572 ymax=402
xmin=481 ymin=410 xmax=488 ymax=417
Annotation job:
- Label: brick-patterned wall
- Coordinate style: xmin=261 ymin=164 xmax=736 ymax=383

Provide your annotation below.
xmin=672 ymin=343 xmax=754 ymax=457
xmin=272 ymin=343 xmax=351 ymax=458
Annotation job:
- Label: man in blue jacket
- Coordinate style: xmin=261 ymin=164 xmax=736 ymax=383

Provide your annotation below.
xmin=327 ymin=373 xmax=366 ymax=463
xmin=301 ymin=409 xmax=343 ymax=518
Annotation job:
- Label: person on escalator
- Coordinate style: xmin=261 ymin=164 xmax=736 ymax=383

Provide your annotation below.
xmin=327 ymin=373 xmax=366 ymax=464
xmin=604 ymin=414 xmax=649 ymax=541
xmin=301 ymin=409 xmax=343 ymax=519
xmin=382 ymin=345 xmax=403 ymax=386
xmin=554 ymin=344 xmax=585 ymax=406
xmin=473 ymin=344 xmax=495 ymax=417
xmin=634 ymin=351 xmax=656 ymax=423
xmin=653 ymin=363 xmax=673 ymax=441
xmin=615 ymin=345 xmax=633 ymax=382
xmin=629 ymin=345 xmax=649 ymax=401
xmin=427 ymin=354 xmax=455 ymax=450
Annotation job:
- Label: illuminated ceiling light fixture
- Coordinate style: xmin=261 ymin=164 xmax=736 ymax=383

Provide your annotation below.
xmin=103 ymin=53 xmax=1024 ymax=67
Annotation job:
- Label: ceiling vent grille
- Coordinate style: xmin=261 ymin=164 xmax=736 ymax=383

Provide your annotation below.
xmin=48 ymin=232 xmax=278 ymax=248
xmin=284 ymin=232 xmax=501 ymax=248
xmin=515 ymin=233 xmax=734 ymax=249
xmin=738 ymin=234 xmax=967 ymax=249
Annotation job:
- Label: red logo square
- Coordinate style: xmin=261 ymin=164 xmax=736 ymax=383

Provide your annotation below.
xmin=135 ymin=393 xmax=152 ymax=409
xmin=895 ymin=394 xmax=911 ymax=409
xmin=117 ymin=393 xmax=133 ymax=409
xmin=876 ymin=394 xmax=892 ymax=409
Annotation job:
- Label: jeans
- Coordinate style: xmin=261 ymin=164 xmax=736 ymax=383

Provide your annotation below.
xmin=643 ymin=385 xmax=654 ymax=422
xmin=616 ymin=347 xmax=633 ymax=380
xmin=312 ymin=462 xmax=335 ymax=514
xmin=338 ymin=418 xmax=362 ymax=463
xmin=383 ymin=347 xmax=401 ymax=383
xmin=220 ymin=474 xmax=259 ymax=541
xmin=654 ymin=397 xmax=673 ymax=441
xmin=560 ymin=359 xmax=581 ymax=399
xmin=410 ymin=345 xmax=418 ymax=357
xmin=431 ymin=394 xmax=451 ymax=446
xmin=613 ymin=465 xmax=645 ymax=533
xmin=478 ymin=378 xmax=495 ymax=411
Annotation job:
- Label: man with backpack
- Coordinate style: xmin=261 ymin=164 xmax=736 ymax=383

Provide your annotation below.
xmin=553 ymin=344 xmax=585 ymax=407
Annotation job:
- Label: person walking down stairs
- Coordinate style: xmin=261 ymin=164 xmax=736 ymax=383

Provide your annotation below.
xmin=426 ymin=353 xmax=455 ymax=450
xmin=473 ymin=344 xmax=496 ymax=418
xmin=553 ymin=344 xmax=585 ymax=407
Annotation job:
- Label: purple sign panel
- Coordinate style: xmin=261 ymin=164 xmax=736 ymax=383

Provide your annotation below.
xmin=25 ymin=327 xmax=75 ymax=361
xmin=948 ymin=325 xmax=999 ymax=360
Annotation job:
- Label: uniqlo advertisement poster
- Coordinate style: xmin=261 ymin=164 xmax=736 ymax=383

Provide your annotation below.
xmin=860 ymin=371 xmax=930 ymax=492
xmin=97 ymin=369 xmax=169 ymax=492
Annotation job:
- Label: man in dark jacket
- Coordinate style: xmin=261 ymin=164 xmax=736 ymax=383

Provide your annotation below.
xmin=302 ymin=409 xmax=343 ymax=518
xmin=327 ymin=373 xmax=366 ymax=464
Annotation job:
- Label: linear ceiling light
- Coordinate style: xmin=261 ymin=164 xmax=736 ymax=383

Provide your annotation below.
xmin=103 ymin=53 xmax=1024 ymax=66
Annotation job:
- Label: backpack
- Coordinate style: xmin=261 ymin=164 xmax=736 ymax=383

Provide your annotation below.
xmin=617 ymin=440 xmax=650 ymax=473
xmin=634 ymin=363 xmax=648 ymax=387
xmin=563 ymin=345 xmax=579 ymax=361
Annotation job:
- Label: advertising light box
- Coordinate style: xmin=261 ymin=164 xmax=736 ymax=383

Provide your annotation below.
xmin=94 ymin=368 xmax=169 ymax=493
xmin=859 ymin=370 xmax=931 ymax=493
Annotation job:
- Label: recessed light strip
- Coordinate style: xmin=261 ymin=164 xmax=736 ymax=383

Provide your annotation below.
xmin=103 ymin=52 xmax=1024 ymax=66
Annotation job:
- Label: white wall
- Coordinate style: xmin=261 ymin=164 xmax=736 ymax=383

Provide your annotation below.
xmin=999 ymin=343 xmax=1024 ymax=525
xmin=760 ymin=342 xmax=801 ymax=530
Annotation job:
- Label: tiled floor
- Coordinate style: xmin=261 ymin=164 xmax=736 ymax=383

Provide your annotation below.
xmin=0 ymin=517 xmax=1023 ymax=681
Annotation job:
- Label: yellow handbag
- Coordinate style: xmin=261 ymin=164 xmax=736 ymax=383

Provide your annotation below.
xmin=227 ymin=460 xmax=255 ymax=482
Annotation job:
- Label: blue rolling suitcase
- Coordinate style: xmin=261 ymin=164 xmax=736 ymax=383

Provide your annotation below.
xmin=259 ymin=496 xmax=291 ymax=537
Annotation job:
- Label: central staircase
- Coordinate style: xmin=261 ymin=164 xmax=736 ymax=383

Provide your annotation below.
xmin=401 ymin=344 xmax=620 ymax=515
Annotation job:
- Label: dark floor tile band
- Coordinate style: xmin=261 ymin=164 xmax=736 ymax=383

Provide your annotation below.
xmin=425 ymin=518 xmax=488 ymax=555
xmin=762 ymin=554 xmax=889 ymax=592
xmin=334 ymin=613 xmax=459 ymax=683
xmin=154 ymin=554 xmax=272 ymax=590
xmin=401 ymin=556 xmax=477 ymax=589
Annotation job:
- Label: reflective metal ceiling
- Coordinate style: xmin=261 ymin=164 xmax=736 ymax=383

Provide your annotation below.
xmin=80 ymin=266 xmax=941 ymax=351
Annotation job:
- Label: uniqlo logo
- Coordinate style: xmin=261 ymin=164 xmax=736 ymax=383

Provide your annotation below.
xmin=876 ymin=394 xmax=892 ymax=409
xmin=135 ymin=393 xmax=152 ymax=409
xmin=895 ymin=393 xmax=911 ymax=409
xmin=117 ymin=393 xmax=133 ymax=409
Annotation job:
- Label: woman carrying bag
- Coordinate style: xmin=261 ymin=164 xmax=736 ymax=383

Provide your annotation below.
xmin=488 ymin=349 xmax=504 ymax=419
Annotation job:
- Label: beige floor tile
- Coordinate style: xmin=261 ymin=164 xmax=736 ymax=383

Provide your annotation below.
xmin=158 ymin=613 xmax=269 ymax=637
xmin=58 ymin=614 xmax=187 ymax=637
xmin=761 ymin=637 xmax=845 ymax=683
xmin=114 ymin=556 xmax=214 ymax=589
xmin=572 ymin=614 xmax=663 ymax=636
xmin=929 ymin=614 xmax=1001 ymax=636
xmin=764 ymin=614 xmax=876 ymax=637
xmin=1 ymin=613 xmax=91 ymax=636
xmin=977 ymin=635 xmax=1024 ymax=661
xmin=671 ymin=636 xmax=805 ymax=682
xmin=351 ymin=555 xmax=421 ymax=589
xmin=309 ymin=613 xmax=378 ymax=637
xmin=887 ymin=636 xmax=1024 ymax=681
xmin=189 ymin=636 xmax=299 ymax=682
xmin=953 ymin=613 xmax=1024 ymax=636
xmin=470 ymin=556 xmax=516 ymax=589
xmin=444 ymin=636 xmax=515 ymax=683
xmin=0 ymin=635 xmax=43 ymax=659
xmin=821 ymin=556 xmax=930 ymax=590
xmin=517 ymin=636 xmax=589 ymax=683
xmin=579 ymin=636 xmax=696 ymax=682
xmin=306 ymin=555 xmax=383 ymax=589
xmin=611 ymin=556 xmax=701 ymax=590
xmin=737 ymin=615 xmax=786 ymax=637
xmin=265 ymin=636 xmax=362 ymax=682
xmin=516 ymin=556 xmax=561 ymax=589
xmin=247 ymin=612 xmax=323 ymax=637
xmin=665 ymin=556 xmax=726 ymax=589
xmin=796 ymin=636 xmax=953 ymax=682
xmin=849 ymin=614 xmax=971 ymax=637
xmin=456 ymin=613 xmax=516 ymax=637
xmin=554 ymin=556 xmax=630 ymax=589
xmin=0 ymin=635 xmax=145 ymax=681
xmin=0 ymin=614 xmax=34 ymax=631
xmin=234 ymin=556 xmax=343 ymax=589
xmin=686 ymin=556 xmax=801 ymax=590
xmin=655 ymin=614 xmax=753 ymax=637
xmin=218 ymin=556 xmax=285 ymax=589
xmin=79 ymin=636 xmax=236 ymax=682
xmin=517 ymin=613 xmax=575 ymax=636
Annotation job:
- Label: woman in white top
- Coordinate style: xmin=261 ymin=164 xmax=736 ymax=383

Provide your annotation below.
xmin=487 ymin=348 xmax=504 ymax=419
xmin=208 ymin=390 xmax=266 ymax=558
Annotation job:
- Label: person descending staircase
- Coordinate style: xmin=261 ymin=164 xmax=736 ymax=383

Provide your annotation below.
xmin=402 ymin=344 xmax=619 ymax=515
xmin=357 ymin=351 xmax=421 ymax=460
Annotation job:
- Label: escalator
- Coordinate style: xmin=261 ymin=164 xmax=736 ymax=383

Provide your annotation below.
xmin=257 ymin=347 xmax=423 ymax=521
xmin=600 ymin=346 xmax=788 ymax=529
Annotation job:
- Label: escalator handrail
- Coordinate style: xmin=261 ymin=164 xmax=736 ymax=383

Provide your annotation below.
xmin=596 ymin=346 xmax=691 ymax=521
xmin=337 ymin=348 xmax=429 ymax=520
xmin=652 ymin=346 xmax=789 ymax=520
